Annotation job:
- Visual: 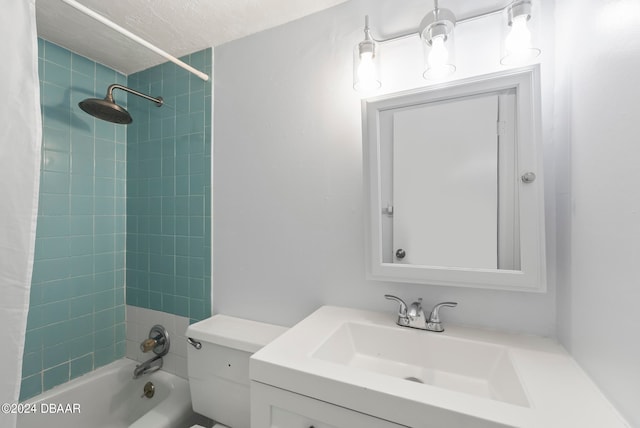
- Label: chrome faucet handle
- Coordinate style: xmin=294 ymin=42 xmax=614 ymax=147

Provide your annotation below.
xmin=384 ymin=294 xmax=409 ymax=326
xmin=427 ymin=302 xmax=458 ymax=332
xmin=384 ymin=294 xmax=408 ymax=316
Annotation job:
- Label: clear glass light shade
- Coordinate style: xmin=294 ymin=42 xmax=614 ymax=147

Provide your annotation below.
xmin=423 ymin=33 xmax=456 ymax=80
xmin=353 ymin=43 xmax=381 ymax=92
xmin=501 ymin=12 xmax=540 ymax=65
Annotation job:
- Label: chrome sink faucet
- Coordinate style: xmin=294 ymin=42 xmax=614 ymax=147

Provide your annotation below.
xmin=384 ymin=295 xmax=457 ymax=332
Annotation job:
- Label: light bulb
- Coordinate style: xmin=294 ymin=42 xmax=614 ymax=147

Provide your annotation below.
xmin=506 ymin=15 xmax=532 ymax=54
xmin=502 ymin=13 xmax=539 ymax=65
xmin=358 ymin=52 xmax=375 ymax=82
xmin=428 ymin=35 xmax=448 ymax=69
xmin=356 ymin=51 xmax=380 ymax=92
xmin=424 ymin=35 xmax=454 ymax=80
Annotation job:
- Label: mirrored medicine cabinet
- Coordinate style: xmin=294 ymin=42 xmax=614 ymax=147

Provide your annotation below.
xmin=362 ymin=65 xmax=546 ymax=292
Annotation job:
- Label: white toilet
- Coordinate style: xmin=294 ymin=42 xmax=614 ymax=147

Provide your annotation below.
xmin=186 ymin=314 xmax=288 ymax=428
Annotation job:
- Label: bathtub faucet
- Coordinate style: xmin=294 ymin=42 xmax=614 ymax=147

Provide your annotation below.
xmin=133 ymin=324 xmax=170 ymax=378
xmin=140 ymin=325 xmax=170 ymax=354
xmin=133 ymin=354 xmax=163 ymax=378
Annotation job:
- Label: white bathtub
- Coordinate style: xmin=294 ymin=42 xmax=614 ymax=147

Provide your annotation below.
xmin=18 ymin=358 xmax=197 ymax=428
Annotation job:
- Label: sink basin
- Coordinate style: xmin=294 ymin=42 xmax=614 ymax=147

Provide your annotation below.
xmin=251 ymin=306 xmax=629 ymax=428
xmin=312 ymin=321 xmax=529 ymax=407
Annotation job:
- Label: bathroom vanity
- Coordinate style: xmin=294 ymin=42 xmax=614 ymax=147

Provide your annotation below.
xmin=250 ymin=306 xmax=628 ymax=428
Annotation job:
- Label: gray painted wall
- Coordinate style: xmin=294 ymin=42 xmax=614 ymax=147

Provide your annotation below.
xmin=555 ymin=0 xmax=640 ymax=425
xmin=213 ymin=0 xmax=557 ymax=336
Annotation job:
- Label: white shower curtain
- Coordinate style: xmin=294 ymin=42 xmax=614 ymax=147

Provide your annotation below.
xmin=0 ymin=0 xmax=42 ymax=425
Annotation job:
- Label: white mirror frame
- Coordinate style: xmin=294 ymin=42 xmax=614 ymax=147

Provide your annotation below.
xmin=363 ymin=65 xmax=546 ymax=292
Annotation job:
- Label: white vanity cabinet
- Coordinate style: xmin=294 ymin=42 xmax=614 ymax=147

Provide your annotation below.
xmin=251 ymin=382 xmax=408 ymax=428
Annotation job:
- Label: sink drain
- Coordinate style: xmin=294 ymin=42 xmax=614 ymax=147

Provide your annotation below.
xmin=404 ymin=377 xmax=424 ymax=384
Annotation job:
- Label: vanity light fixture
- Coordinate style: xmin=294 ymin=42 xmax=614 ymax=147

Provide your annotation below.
xmin=353 ymin=0 xmax=541 ymax=92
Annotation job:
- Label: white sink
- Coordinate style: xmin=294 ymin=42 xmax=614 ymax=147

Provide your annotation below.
xmin=251 ymin=306 xmax=629 ymax=428
xmin=311 ymin=321 xmax=529 ymax=406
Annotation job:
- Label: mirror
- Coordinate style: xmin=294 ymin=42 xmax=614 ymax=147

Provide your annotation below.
xmin=363 ymin=66 xmax=546 ymax=291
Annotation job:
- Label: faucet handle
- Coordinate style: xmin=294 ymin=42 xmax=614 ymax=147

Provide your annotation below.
xmin=429 ymin=302 xmax=458 ymax=322
xmin=384 ymin=294 xmax=408 ymax=317
xmin=140 ymin=338 xmax=157 ymax=353
xmin=427 ymin=302 xmax=458 ymax=332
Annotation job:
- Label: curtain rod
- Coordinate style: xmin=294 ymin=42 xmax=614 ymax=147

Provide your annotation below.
xmin=60 ymin=0 xmax=210 ymax=81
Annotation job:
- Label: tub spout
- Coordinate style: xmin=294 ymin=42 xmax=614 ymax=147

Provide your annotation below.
xmin=133 ymin=354 xmax=163 ymax=378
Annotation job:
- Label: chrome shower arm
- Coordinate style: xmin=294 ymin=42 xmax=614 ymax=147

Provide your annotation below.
xmin=106 ymin=84 xmax=163 ymax=106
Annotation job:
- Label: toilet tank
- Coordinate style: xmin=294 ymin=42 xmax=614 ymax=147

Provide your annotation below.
xmin=186 ymin=315 xmax=287 ymax=428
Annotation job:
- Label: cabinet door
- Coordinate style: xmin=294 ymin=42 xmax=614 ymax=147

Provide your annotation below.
xmin=251 ymin=382 xmax=408 ymax=428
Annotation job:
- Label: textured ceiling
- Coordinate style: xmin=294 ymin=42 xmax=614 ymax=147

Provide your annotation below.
xmin=35 ymin=0 xmax=351 ymax=75
xmin=35 ymin=0 xmax=508 ymax=75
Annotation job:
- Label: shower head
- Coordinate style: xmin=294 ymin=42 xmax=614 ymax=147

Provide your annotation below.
xmin=79 ymin=84 xmax=163 ymax=125
xmin=79 ymin=96 xmax=132 ymax=124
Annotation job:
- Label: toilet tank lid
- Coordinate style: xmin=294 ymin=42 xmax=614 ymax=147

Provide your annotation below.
xmin=186 ymin=314 xmax=288 ymax=353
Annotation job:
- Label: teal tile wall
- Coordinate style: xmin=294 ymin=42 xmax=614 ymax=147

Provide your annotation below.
xmin=126 ymin=49 xmax=212 ymax=324
xmin=21 ymin=40 xmax=126 ymax=401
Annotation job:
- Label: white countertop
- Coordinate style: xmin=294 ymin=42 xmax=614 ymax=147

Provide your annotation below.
xmin=250 ymin=306 xmax=629 ymax=428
